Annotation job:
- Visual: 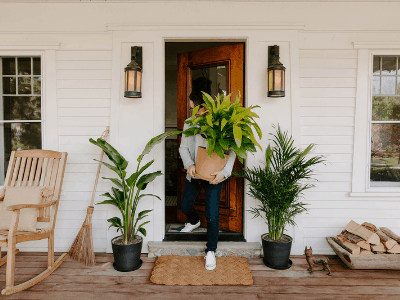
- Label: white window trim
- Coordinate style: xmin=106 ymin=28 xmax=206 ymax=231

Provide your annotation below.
xmin=0 ymin=43 xmax=60 ymax=188
xmin=351 ymin=42 xmax=400 ymax=197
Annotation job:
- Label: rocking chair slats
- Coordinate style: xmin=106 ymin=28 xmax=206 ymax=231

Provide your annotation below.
xmin=39 ymin=158 xmax=49 ymax=187
xmin=33 ymin=157 xmax=43 ymax=187
xmin=16 ymin=157 xmax=27 ymax=187
xmin=28 ymin=158 xmax=37 ymax=187
xmin=10 ymin=157 xmax=21 ymax=187
xmin=4 ymin=151 xmax=16 ymax=187
xmin=21 ymin=157 xmax=32 ymax=187
xmin=0 ymin=149 xmax=68 ymax=295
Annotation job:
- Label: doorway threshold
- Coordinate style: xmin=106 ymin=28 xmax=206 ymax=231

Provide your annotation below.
xmin=163 ymin=232 xmax=246 ymax=242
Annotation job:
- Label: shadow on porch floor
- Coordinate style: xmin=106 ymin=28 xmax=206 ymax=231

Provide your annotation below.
xmin=1 ymin=252 xmax=399 ymax=299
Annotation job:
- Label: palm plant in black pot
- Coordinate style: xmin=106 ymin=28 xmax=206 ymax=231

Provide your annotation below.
xmin=234 ymin=125 xmax=324 ymax=269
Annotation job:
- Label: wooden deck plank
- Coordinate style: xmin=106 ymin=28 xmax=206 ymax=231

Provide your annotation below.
xmin=0 ymin=253 xmax=399 ymax=299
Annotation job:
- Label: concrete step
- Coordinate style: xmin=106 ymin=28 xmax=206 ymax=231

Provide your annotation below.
xmin=147 ymin=241 xmax=262 ymax=258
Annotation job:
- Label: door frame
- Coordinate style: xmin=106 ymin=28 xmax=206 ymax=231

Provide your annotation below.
xmin=108 ymin=24 xmax=303 ymax=254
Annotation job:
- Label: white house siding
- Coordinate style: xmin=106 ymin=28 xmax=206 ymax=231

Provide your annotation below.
xmin=1 ymin=1 xmax=400 ymax=254
xmin=299 ymin=32 xmax=400 ymax=253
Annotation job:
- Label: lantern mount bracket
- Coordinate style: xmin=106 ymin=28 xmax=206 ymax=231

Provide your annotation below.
xmin=131 ymin=46 xmax=142 ymax=71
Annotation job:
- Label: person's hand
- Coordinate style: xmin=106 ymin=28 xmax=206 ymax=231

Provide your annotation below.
xmin=210 ymin=172 xmax=225 ymax=185
xmin=187 ymin=164 xmax=196 ymax=177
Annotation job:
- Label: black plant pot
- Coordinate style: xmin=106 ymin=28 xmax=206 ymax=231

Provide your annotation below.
xmin=111 ymin=235 xmax=143 ymax=272
xmin=261 ymin=233 xmax=293 ymax=270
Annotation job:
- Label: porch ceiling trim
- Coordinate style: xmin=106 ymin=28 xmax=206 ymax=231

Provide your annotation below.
xmin=106 ymin=23 xmax=305 ymax=31
xmin=0 ymin=43 xmax=60 ymax=50
xmin=353 ymin=42 xmax=400 ymax=49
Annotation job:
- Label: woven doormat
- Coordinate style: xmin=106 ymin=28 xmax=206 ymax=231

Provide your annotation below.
xmin=150 ymin=255 xmax=253 ymax=285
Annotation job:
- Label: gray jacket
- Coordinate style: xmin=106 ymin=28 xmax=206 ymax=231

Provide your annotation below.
xmin=179 ymin=118 xmax=237 ymax=182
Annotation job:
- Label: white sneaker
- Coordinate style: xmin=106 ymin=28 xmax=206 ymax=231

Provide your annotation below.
xmin=204 ymin=251 xmax=216 ymax=270
xmin=180 ymin=221 xmax=201 ymax=233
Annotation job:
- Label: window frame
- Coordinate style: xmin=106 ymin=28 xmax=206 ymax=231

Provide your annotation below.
xmin=0 ymin=45 xmax=59 ymax=188
xmin=351 ymin=43 xmax=400 ymax=197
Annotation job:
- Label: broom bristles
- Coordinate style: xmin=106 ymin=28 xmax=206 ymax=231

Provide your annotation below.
xmin=68 ymin=207 xmax=95 ymax=266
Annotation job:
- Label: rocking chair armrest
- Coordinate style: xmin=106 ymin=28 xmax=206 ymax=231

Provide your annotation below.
xmin=6 ymin=200 xmax=58 ymax=211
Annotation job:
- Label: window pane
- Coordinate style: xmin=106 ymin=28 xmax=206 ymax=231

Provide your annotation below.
xmin=372 ymin=76 xmax=380 ymax=95
xmin=17 ymin=57 xmax=31 ymax=75
xmin=2 ymin=122 xmax=42 ymax=182
xmin=33 ymin=77 xmax=41 ymax=94
xmin=373 ymin=56 xmax=380 ymax=75
xmin=2 ymin=58 xmax=16 ymax=75
xmin=18 ymin=77 xmax=32 ymax=94
xmin=372 ymin=96 xmax=400 ymax=121
xmin=33 ymin=57 xmax=41 ymax=75
xmin=382 ymin=56 xmax=397 ymax=75
xmin=2 ymin=77 xmax=16 ymax=94
xmin=3 ymin=96 xmax=41 ymax=120
xmin=371 ymin=123 xmax=400 ymax=186
xmin=381 ymin=76 xmax=396 ymax=95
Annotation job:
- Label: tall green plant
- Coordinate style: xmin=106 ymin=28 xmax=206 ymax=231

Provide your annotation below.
xmin=234 ymin=125 xmax=325 ymax=240
xmin=183 ymin=92 xmax=262 ymax=163
xmin=90 ymin=131 xmax=180 ymax=244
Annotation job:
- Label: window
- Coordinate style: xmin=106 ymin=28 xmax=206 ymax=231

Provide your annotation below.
xmin=370 ymin=55 xmax=400 ymax=187
xmin=0 ymin=57 xmax=42 ymax=184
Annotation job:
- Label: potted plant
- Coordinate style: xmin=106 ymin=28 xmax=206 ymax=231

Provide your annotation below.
xmin=234 ymin=125 xmax=324 ymax=270
xmin=182 ymin=91 xmax=262 ymax=180
xmin=90 ymin=131 xmax=180 ymax=272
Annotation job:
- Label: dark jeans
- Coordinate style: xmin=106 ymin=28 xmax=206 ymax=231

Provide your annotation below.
xmin=180 ymin=178 xmax=223 ymax=253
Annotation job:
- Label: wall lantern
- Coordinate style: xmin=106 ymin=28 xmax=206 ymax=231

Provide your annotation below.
xmin=268 ymin=45 xmax=285 ymax=97
xmin=124 ymin=46 xmax=142 ymax=98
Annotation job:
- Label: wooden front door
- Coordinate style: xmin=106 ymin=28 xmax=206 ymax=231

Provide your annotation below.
xmin=176 ymin=43 xmax=244 ymax=233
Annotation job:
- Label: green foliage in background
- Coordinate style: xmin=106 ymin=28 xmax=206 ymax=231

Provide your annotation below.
xmin=182 ymin=92 xmax=262 ymax=163
xmin=90 ymin=131 xmax=180 ymax=244
xmin=234 ymin=125 xmax=325 ymax=240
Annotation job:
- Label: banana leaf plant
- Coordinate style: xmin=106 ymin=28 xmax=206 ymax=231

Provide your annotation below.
xmin=89 ymin=131 xmax=180 ymax=244
xmin=183 ymin=91 xmax=262 ymax=163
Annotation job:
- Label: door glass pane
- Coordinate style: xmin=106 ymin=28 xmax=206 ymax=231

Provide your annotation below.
xmin=371 ymin=123 xmax=400 ymax=186
xmin=18 ymin=57 xmax=31 ymax=75
xmin=3 ymin=96 xmax=41 ymax=120
xmin=191 ymin=64 xmax=228 ymax=100
xmin=382 ymin=56 xmax=397 ymax=75
xmin=18 ymin=77 xmax=32 ymax=94
xmin=3 ymin=77 xmax=16 ymax=94
xmin=372 ymin=96 xmax=400 ymax=121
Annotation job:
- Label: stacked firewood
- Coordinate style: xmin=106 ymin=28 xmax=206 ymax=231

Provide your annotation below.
xmin=332 ymin=220 xmax=400 ymax=255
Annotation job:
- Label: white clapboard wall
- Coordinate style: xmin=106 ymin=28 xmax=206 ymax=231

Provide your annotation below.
xmin=299 ymin=33 xmax=400 ymax=254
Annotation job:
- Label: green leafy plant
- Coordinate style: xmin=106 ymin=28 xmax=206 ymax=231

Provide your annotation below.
xmin=182 ymin=91 xmax=262 ymax=163
xmin=234 ymin=125 xmax=325 ymax=240
xmin=90 ymin=131 xmax=180 ymax=244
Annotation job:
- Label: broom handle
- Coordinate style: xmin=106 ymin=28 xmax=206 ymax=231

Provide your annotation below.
xmin=90 ymin=126 xmax=110 ymax=207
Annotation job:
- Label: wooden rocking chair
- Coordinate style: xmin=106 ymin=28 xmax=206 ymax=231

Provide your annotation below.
xmin=0 ymin=150 xmax=68 ymax=295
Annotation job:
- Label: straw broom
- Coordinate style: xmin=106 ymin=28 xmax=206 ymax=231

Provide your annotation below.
xmin=68 ymin=126 xmax=110 ymax=265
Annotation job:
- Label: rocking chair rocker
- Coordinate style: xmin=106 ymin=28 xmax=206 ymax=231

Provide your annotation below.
xmin=0 ymin=150 xmax=68 ymax=295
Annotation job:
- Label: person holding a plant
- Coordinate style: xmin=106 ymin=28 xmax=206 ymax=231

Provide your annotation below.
xmin=179 ymin=77 xmax=237 ymax=271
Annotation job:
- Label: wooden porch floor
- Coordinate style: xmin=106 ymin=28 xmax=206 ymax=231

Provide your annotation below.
xmin=1 ymin=252 xmax=399 ymax=299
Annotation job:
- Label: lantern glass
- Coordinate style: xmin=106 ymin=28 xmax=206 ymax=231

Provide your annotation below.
xmin=125 ymin=69 xmax=142 ymax=97
xmin=268 ymin=70 xmax=273 ymax=92
xmin=274 ymin=69 xmax=282 ymax=91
